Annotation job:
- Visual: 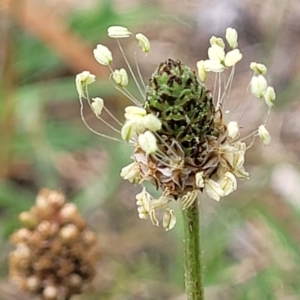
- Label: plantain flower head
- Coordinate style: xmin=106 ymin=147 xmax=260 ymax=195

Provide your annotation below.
xmin=9 ymin=189 xmax=98 ymax=299
xmin=75 ymin=26 xmax=275 ymax=230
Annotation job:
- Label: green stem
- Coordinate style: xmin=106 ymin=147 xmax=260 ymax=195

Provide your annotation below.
xmin=182 ymin=200 xmax=204 ymax=300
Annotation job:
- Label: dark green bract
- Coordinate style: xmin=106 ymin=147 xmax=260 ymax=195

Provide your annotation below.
xmin=145 ymin=59 xmax=217 ymax=158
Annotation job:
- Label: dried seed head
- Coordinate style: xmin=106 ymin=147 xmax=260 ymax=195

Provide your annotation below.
xmin=9 ymin=189 xmax=98 ymax=299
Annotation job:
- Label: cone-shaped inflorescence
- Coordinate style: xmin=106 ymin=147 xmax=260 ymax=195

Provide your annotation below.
xmin=136 ymin=59 xmax=228 ymax=199
xmin=145 ymin=59 xmax=219 ymax=158
xmin=9 ymin=189 xmax=99 ymax=300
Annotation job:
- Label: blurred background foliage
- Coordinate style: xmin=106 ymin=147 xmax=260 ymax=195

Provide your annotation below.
xmin=1 ymin=0 xmax=300 ymax=299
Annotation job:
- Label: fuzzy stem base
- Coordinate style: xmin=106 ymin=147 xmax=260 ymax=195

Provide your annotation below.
xmin=182 ymin=200 xmax=204 ymax=300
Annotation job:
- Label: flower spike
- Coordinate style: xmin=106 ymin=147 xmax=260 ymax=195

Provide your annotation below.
xmin=75 ymin=25 xmax=275 ymax=231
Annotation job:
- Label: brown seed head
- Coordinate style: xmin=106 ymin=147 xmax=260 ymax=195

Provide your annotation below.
xmin=9 ymin=189 xmax=99 ymax=300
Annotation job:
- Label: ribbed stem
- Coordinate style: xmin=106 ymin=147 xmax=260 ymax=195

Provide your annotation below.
xmin=182 ymin=200 xmax=204 ymax=300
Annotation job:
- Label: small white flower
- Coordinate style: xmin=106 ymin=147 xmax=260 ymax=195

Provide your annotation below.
xmin=195 ymin=172 xmax=205 ymax=188
xmin=250 ymin=62 xmax=267 ymax=75
xmin=136 ymin=187 xmax=152 ymax=219
xmin=204 ymin=60 xmax=225 ymax=72
xmin=91 ymin=97 xmax=104 ymax=116
xmin=163 ymin=208 xmax=176 ymax=231
xmin=138 ymin=131 xmax=158 ymax=154
xmin=205 ymin=179 xmax=225 ymax=201
xmin=233 ymin=166 xmax=250 ymax=179
xmin=231 ymin=142 xmax=249 ymax=179
xmin=123 ymin=117 xmax=145 ymax=135
xmin=258 ymin=125 xmax=271 ymax=145
xmin=251 ymin=75 xmax=268 ymax=98
xmin=149 ymin=195 xmax=171 ymax=210
xmin=219 ymin=172 xmax=237 ymax=196
xmin=93 ymin=44 xmax=113 ymax=65
xmin=196 ymin=60 xmax=207 ymax=82
xmin=181 ymin=190 xmax=198 ymax=209
xmin=122 ymin=107 xmax=149 ymax=139
xmin=264 ymin=86 xmax=276 ymax=107
xmin=120 ymin=162 xmax=140 ymax=183
xmin=149 ymin=209 xmax=159 ymax=226
xmin=142 ymin=114 xmax=162 ymax=132
xmin=224 ymin=49 xmax=242 ymax=67
xmin=121 ymin=120 xmax=138 ymax=140
xmin=232 ymin=141 xmax=246 ymax=164
xmin=133 ymin=195 xmax=171 ymax=227
xmin=112 ymin=68 xmax=128 ymax=87
xmin=125 ymin=106 xmax=147 ymax=118
xmin=208 ymin=44 xmax=225 ymax=63
xmin=75 ymin=71 xmax=96 ymax=97
xmin=220 ymin=142 xmax=249 ymax=179
xmin=136 ymin=33 xmax=150 ymax=53
xmin=227 ymin=121 xmax=240 ymax=139
xmin=107 ymin=26 xmax=131 ymax=38
xmin=209 ymin=36 xmax=225 ymax=48
xmin=225 ymin=27 xmax=238 ymax=49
